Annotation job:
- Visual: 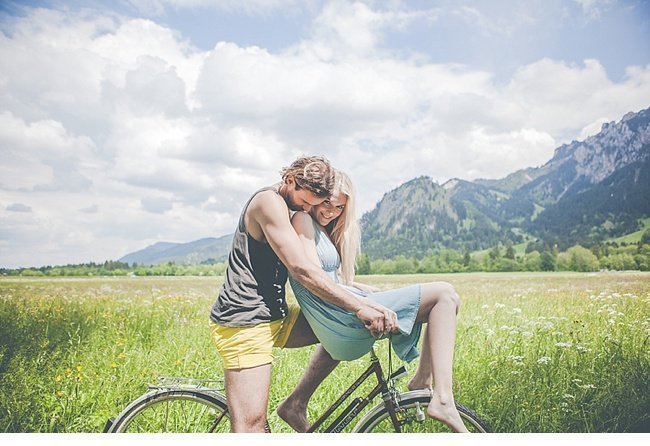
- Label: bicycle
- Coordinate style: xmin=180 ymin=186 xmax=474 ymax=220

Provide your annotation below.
xmin=104 ymin=347 xmax=490 ymax=433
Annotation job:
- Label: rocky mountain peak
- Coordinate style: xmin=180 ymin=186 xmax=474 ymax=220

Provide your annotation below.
xmin=551 ymin=106 xmax=650 ymax=184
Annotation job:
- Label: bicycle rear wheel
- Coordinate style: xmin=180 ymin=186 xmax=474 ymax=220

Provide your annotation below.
xmin=109 ymin=389 xmax=230 ymax=433
xmin=353 ymin=390 xmax=490 ymax=433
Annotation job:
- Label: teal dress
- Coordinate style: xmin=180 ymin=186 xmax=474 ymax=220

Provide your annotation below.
xmin=289 ymin=221 xmax=422 ymax=362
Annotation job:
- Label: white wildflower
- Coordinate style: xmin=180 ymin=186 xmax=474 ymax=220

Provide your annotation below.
xmin=537 ymin=357 xmax=551 ymax=364
xmin=555 ymin=342 xmax=572 ymax=348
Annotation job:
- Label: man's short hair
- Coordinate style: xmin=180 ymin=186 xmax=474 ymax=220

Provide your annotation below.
xmin=280 ymin=156 xmax=334 ymax=198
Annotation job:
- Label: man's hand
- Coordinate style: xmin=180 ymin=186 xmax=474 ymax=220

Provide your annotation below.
xmin=355 ymin=301 xmax=398 ymax=338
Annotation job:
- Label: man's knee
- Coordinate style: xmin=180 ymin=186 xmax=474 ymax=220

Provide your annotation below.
xmin=230 ymin=410 xmax=267 ymax=432
xmin=225 ymin=364 xmax=272 ymax=432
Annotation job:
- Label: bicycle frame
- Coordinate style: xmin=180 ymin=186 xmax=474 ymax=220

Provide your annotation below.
xmin=308 ymin=349 xmax=407 ymax=433
xmin=106 ymin=348 xmax=413 ymax=433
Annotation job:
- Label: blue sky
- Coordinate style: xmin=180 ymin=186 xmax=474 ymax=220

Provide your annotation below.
xmin=1 ymin=0 xmax=649 ymax=267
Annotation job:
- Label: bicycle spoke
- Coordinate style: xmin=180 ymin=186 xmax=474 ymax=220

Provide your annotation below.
xmin=115 ymin=392 xmax=230 ymax=433
xmin=357 ymin=397 xmax=489 ymax=433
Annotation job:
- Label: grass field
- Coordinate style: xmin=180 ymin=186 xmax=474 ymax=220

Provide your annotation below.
xmin=0 ymin=272 xmax=648 ymax=433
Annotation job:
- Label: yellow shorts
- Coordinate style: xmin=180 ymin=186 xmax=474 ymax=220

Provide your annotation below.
xmin=209 ymin=304 xmax=301 ymax=370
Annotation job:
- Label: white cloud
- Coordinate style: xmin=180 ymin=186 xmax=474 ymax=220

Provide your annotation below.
xmin=503 ymin=58 xmax=650 ymax=140
xmin=573 ymin=0 xmax=614 ymax=20
xmin=301 ymin=0 xmax=439 ymax=60
xmin=0 ymin=112 xmax=97 ymax=191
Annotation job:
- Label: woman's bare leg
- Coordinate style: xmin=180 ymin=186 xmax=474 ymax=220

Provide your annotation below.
xmin=411 ymin=282 xmax=468 ymax=432
xmin=407 ymin=322 xmax=432 ymax=390
xmin=276 ymin=345 xmax=339 ymax=432
xmin=277 ymin=314 xmax=339 ymax=432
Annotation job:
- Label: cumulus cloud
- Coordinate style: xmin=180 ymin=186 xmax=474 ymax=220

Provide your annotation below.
xmin=0 ymin=1 xmax=649 ymax=267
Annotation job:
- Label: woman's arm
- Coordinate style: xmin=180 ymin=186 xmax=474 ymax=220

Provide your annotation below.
xmin=290 ymin=212 xmax=323 ymax=269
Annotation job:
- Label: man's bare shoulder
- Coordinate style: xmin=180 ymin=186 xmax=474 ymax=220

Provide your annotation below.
xmin=248 ymin=189 xmax=285 ymax=213
xmin=246 ymin=188 xmax=289 ymax=229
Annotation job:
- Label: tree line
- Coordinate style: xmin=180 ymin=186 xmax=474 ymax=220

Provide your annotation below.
xmin=3 ymin=234 xmax=650 ymax=277
xmin=356 ymin=237 xmax=650 ymax=274
xmin=1 ymin=260 xmax=227 ymax=277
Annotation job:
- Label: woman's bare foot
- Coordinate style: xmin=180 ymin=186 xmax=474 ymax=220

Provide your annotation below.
xmin=407 ymin=374 xmax=432 ymax=391
xmin=426 ymin=391 xmax=469 ymax=433
xmin=276 ymin=397 xmax=310 ymax=433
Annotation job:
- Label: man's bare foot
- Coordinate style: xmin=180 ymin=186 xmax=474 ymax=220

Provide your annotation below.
xmin=276 ymin=398 xmax=310 ymax=433
xmin=407 ymin=374 xmax=432 ymax=391
xmin=426 ymin=392 xmax=469 ymax=433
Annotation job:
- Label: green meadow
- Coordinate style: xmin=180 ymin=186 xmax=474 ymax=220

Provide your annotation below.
xmin=0 ymin=272 xmax=648 ymax=432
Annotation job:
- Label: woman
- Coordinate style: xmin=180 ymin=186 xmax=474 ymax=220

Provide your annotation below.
xmin=283 ymin=170 xmax=469 ymax=432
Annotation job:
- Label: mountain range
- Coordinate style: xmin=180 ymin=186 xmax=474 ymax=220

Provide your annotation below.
xmin=119 ymin=235 xmax=233 ymax=265
xmin=120 ymin=106 xmax=650 ymax=264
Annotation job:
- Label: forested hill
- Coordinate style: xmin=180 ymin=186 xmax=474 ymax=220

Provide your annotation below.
xmin=361 ymin=106 xmax=650 ymax=258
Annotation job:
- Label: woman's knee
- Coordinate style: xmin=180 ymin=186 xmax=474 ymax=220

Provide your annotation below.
xmin=429 ymin=281 xmax=461 ymax=308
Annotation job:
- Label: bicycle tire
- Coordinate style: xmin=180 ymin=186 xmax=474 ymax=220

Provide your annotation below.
xmin=108 ymin=389 xmax=230 ymax=433
xmin=353 ymin=390 xmax=490 ymax=433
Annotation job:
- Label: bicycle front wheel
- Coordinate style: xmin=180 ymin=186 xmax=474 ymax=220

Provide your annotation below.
xmin=353 ymin=390 xmax=490 ymax=433
xmin=109 ymin=389 xmax=230 ymax=433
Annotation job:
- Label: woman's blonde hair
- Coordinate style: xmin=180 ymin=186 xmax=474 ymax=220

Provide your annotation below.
xmin=326 ymin=170 xmax=361 ymax=285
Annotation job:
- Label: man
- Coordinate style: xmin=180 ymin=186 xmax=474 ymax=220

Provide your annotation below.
xmin=209 ymin=155 xmax=397 ymax=432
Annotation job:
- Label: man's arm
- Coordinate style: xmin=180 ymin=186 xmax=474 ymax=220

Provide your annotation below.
xmin=291 ymin=212 xmax=397 ymax=335
xmin=249 ymin=193 xmax=395 ymax=334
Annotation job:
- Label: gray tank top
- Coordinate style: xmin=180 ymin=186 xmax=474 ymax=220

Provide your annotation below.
xmin=210 ymin=187 xmax=289 ymax=327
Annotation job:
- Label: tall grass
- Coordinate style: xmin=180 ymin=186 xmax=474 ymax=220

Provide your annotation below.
xmin=0 ymin=272 xmax=648 ymax=432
